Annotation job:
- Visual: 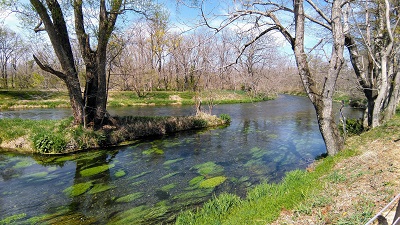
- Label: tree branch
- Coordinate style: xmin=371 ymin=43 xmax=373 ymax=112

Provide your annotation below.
xmin=33 ymin=20 xmax=45 ymax=33
xmin=33 ymin=54 xmax=66 ymax=80
xmin=305 ymin=0 xmax=332 ymax=25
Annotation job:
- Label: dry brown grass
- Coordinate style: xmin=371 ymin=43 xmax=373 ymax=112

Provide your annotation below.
xmin=272 ymin=120 xmax=400 ymax=224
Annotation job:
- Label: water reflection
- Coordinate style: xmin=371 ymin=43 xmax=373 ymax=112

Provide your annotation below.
xmin=0 ymin=95 xmax=363 ymax=224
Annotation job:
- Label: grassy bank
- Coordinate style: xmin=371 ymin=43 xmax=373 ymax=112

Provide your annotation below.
xmin=175 ymin=113 xmax=400 ymax=224
xmin=0 ymin=112 xmax=230 ymax=154
xmin=0 ymin=90 xmax=272 ymax=110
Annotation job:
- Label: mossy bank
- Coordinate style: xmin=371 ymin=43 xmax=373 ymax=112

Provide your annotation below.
xmin=0 ymin=112 xmax=231 ymax=154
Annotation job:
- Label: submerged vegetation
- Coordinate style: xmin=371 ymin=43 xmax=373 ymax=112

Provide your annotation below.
xmin=176 ymin=150 xmax=358 ymax=224
xmin=176 ymin=112 xmax=400 ymax=224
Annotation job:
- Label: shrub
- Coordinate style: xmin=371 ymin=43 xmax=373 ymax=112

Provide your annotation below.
xmin=341 ymin=118 xmax=364 ymax=136
xmin=193 ymin=119 xmax=207 ymax=128
xmin=219 ymin=114 xmax=231 ymax=124
xmin=32 ymin=132 xmax=66 ymax=153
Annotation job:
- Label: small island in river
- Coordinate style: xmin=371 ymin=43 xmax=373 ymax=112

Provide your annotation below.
xmin=0 ymin=90 xmax=255 ymax=154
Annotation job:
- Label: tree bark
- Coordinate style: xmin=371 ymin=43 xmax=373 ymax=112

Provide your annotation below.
xmin=293 ymin=0 xmax=345 ymax=155
xmin=30 ymin=0 xmax=84 ymax=125
xmin=344 ymin=0 xmax=398 ymax=128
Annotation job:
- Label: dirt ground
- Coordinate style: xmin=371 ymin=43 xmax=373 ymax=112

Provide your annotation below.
xmin=272 ymin=127 xmax=400 ymax=224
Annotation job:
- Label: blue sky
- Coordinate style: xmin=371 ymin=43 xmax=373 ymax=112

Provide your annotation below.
xmin=0 ymin=0 xmax=325 ymax=59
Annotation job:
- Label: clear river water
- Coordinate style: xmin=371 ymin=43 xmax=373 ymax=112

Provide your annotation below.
xmin=0 ymin=95 xmax=363 ymax=224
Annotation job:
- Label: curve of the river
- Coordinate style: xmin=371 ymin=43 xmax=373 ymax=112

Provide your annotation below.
xmin=0 ymin=95 xmax=363 ymax=224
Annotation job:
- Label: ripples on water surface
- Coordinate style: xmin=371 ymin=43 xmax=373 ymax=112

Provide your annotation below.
xmin=0 ymin=95 xmax=362 ymax=224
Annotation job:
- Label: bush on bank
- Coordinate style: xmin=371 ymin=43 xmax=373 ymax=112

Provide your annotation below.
xmin=0 ymin=113 xmax=229 ymax=154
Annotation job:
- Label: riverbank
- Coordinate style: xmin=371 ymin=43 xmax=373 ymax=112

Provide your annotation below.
xmin=0 ymin=112 xmax=230 ymax=154
xmin=175 ymin=112 xmax=400 ymax=224
xmin=0 ymin=90 xmax=272 ymax=110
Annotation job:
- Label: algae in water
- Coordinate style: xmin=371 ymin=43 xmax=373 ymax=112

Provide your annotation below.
xmin=88 ymin=184 xmax=116 ymax=194
xmin=80 ymin=164 xmax=115 ymax=177
xmin=160 ymin=172 xmax=180 ymax=180
xmin=199 ymin=176 xmax=227 ymax=188
xmin=115 ymin=170 xmax=126 ymax=178
xmin=63 ymin=181 xmax=93 ymax=197
xmin=116 ymin=192 xmax=144 ymax=203
xmin=163 ymin=157 xmax=184 ymax=166
xmin=192 ymin=162 xmax=224 ymax=176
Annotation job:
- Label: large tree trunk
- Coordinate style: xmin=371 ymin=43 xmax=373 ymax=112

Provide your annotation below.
xmin=315 ymin=99 xmax=343 ymax=155
xmin=31 ymin=0 xmax=84 ymax=125
xmin=293 ymin=0 xmax=345 ymax=155
xmin=65 ymin=76 xmax=84 ymax=125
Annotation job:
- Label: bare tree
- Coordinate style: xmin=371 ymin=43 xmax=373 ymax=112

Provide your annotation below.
xmin=184 ymin=0 xmax=348 ymax=155
xmin=344 ymin=0 xmax=400 ymax=128
xmin=0 ymin=26 xmax=22 ymax=88
xmin=5 ymin=0 xmax=160 ymax=128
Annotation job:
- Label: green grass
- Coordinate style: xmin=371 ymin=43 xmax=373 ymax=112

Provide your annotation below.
xmin=0 ymin=90 xmax=69 ymax=109
xmin=0 ymin=90 xmax=271 ymax=110
xmin=0 ymin=118 xmax=72 ymax=143
xmin=175 ymin=149 xmax=358 ymax=224
xmin=0 ymin=113 xmax=228 ymax=154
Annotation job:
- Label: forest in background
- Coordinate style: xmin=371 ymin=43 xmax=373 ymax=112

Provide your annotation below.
xmin=0 ymin=13 xmax=361 ymax=100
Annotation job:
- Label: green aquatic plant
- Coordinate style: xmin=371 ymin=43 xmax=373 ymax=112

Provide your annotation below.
xmin=109 ymin=206 xmax=147 ymax=223
xmin=128 ymin=171 xmax=152 ymax=180
xmin=13 ymin=160 xmax=33 ymax=169
xmin=63 ymin=181 xmax=93 ymax=197
xmin=131 ymin=180 xmax=145 ymax=186
xmin=192 ymin=161 xmax=224 ymax=176
xmin=116 ymin=192 xmax=144 ymax=203
xmin=250 ymin=146 xmax=266 ymax=159
xmin=88 ymin=184 xmax=116 ymax=194
xmin=0 ymin=213 xmax=27 ymax=224
xmin=199 ymin=176 xmax=227 ymax=188
xmin=115 ymin=170 xmax=126 ymax=178
xmin=189 ymin=175 xmax=205 ymax=186
xmin=163 ymin=157 xmax=184 ymax=166
xmin=160 ymin=172 xmax=180 ymax=180
xmin=55 ymin=155 xmax=76 ymax=163
xmin=80 ymin=164 xmax=115 ymax=177
xmin=142 ymin=147 xmax=164 ymax=155
xmin=109 ymin=205 xmax=169 ymax=225
xmin=25 ymin=171 xmax=49 ymax=178
xmin=174 ymin=188 xmax=214 ymax=201
xmin=160 ymin=183 xmax=176 ymax=192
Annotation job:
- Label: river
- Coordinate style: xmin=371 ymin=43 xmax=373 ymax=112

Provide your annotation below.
xmin=0 ymin=95 xmax=363 ymax=224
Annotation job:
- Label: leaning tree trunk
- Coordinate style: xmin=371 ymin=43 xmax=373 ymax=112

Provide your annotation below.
xmin=30 ymin=0 xmax=85 ymax=125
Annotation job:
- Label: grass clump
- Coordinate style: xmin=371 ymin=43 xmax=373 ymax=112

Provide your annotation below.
xmin=219 ymin=114 xmax=231 ymax=124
